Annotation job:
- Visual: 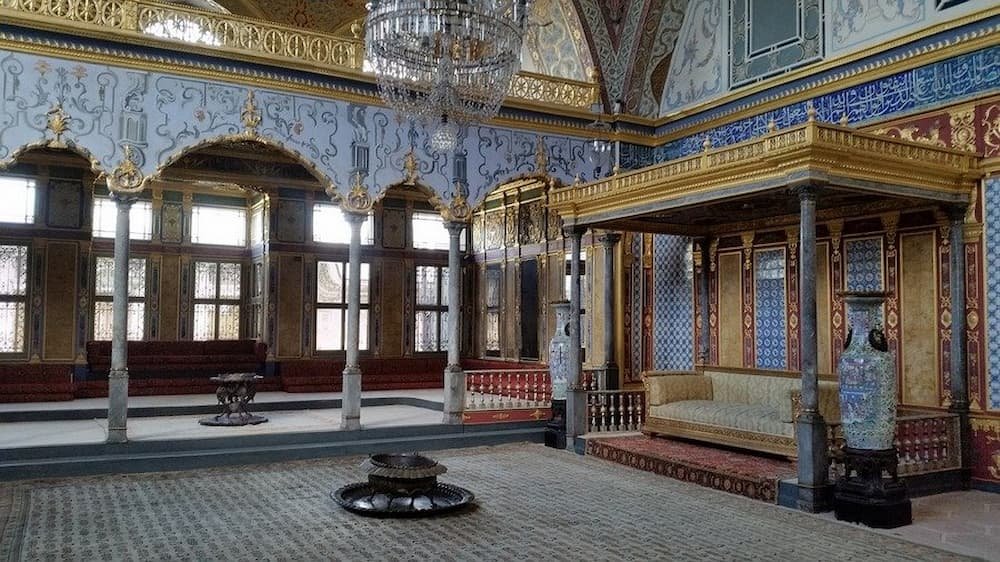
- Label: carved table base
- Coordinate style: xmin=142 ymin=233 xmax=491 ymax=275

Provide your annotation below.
xmin=199 ymin=373 xmax=269 ymax=427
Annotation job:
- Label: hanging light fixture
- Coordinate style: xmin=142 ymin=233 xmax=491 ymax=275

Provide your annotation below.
xmin=365 ymin=0 xmax=534 ymax=152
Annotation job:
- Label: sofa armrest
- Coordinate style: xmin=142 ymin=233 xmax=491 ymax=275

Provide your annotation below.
xmin=642 ymin=372 xmax=712 ymax=406
xmin=788 ymin=382 xmax=841 ymax=423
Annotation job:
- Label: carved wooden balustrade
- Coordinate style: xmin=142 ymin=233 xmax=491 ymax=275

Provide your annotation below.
xmin=582 ymin=370 xmax=644 ymax=433
xmin=462 ymin=369 xmax=551 ymax=424
xmin=828 ymin=410 xmax=961 ymax=477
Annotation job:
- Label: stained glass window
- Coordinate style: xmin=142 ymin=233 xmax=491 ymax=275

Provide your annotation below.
xmin=313 ymin=204 xmax=373 ymax=245
xmin=93 ymin=256 xmax=146 ymax=341
xmin=191 ymin=206 xmax=247 ymax=246
xmin=92 ymin=198 xmax=153 ymax=240
xmin=414 ymin=265 xmax=448 ymax=352
xmin=0 ymin=176 xmax=36 ymax=224
xmin=193 ymin=261 xmax=242 ymax=340
xmin=0 ymin=245 xmax=28 ymax=353
xmin=316 ymin=261 xmax=370 ymax=351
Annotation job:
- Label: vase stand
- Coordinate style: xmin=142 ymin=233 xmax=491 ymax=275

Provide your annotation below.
xmin=833 ymin=447 xmax=912 ymax=528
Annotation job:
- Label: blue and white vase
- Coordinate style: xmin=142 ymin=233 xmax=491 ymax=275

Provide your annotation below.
xmin=548 ymin=301 xmax=572 ymax=401
xmin=837 ymin=293 xmax=896 ymax=451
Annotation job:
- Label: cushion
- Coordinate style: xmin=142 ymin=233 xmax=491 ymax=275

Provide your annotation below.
xmin=650 ymin=400 xmax=794 ymax=437
xmin=646 ymin=374 xmax=712 ymax=405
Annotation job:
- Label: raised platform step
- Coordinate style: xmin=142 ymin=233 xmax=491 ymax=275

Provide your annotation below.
xmin=0 ymin=421 xmax=545 ymax=481
xmin=0 ymin=395 xmax=443 ymax=423
xmin=586 ymin=435 xmax=795 ymax=503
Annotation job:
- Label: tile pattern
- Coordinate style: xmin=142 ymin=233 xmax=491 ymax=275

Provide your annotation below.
xmin=629 ymin=233 xmax=644 ymax=381
xmin=845 ymin=237 xmax=884 ymax=292
xmin=0 ymin=444 xmax=977 ymax=562
xmin=653 ymin=235 xmax=694 ymax=370
xmin=985 ymin=177 xmax=1000 ymax=410
xmin=754 ymin=249 xmax=788 ymax=370
xmin=655 ymin=46 xmax=1000 ymax=162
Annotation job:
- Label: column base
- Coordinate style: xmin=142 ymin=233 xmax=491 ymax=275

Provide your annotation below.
xmin=565 ymin=388 xmax=588 ymax=449
xmin=795 ymin=412 xmax=831 ymax=512
xmin=341 ymin=365 xmax=361 ymax=431
xmin=442 ymin=364 xmax=465 ymax=425
xmin=106 ymin=367 xmax=129 ymax=444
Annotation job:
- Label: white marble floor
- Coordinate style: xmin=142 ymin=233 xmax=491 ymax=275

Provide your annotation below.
xmin=0 ymin=388 xmax=445 ymax=412
xmin=0 ymin=404 xmax=443 ymax=449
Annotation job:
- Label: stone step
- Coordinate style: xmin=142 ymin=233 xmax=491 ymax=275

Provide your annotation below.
xmin=0 ymin=423 xmax=545 ymax=480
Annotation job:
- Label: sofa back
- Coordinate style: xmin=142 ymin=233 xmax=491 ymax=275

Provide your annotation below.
xmin=704 ymin=371 xmax=801 ymax=411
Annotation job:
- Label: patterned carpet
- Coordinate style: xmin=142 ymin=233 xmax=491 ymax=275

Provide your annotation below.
xmin=0 ymin=444 xmax=971 ymax=561
xmin=586 ymin=436 xmax=796 ymax=503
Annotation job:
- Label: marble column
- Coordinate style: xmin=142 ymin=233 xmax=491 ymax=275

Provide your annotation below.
xmin=597 ymin=232 xmax=621 ymax=390
xmin=106 ymin=193 xmax=135 ymax=444
xmin=795 ymin=184 xmax=830 ymax=512
xmin=948 ymin=206 xmax=972 ymax=485
xmin=698 ymin=238 xmax=711 ymax=364
xmin=341 ymin=211 xmax=365 ymax=431
xmin=565 ymin=226 xmax=586 ymax=447
xmin=443 ymin=221 xmax=466 ymax=424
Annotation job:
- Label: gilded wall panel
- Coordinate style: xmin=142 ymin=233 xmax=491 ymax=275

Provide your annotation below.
xmin=485 ymin=211 xmax=503 ymax=250
xmin=518 ymin=201 xmax=544 ymax=245
xmin=276 ymin=200 xmax=306 ymax=243
xmin=277 ymin=254 xmax=303 ymax=358
xmin=718 ymin=252 xmax=743 ymax=368
xmin=159 ymin=254 xmax=180 ymax=340
xmin=380 ymin=258 xmax=405 ymax=358
xmin=816 ymin=242 xmax=832 ymax=375
xmin=505 ymin=207 xmax=518 ymax=247
xmin=160 ymin=203 xmax=183 ymax=243
xmin=42 ymin=242 xmax=77 ymax=360
xmin=381 ymin=208 xmax=406 ymax=249
xmin=900 ymin=232 xmax=939 ymax=407
xmin=45 ymin=180 xmax=83 ymax=229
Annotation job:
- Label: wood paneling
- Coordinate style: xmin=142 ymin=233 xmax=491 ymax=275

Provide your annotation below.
xmin=900 ymin=232 xmax=939 ymax=407
xmin=159 ymin=255 xmax=180 ymax=340
xmin=718 ymin=252 xmax=742 ymax=367
xmin=380 ymin=258 xmax=404 ymax=357
xmin=43 ymin=243 xmax=77 ymax=360
xmin=277 ymin=254 xmax=303 ymax=358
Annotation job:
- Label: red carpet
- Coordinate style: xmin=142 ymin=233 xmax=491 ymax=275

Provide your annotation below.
xmin=586 ymin=436 xmax=796 ymax=503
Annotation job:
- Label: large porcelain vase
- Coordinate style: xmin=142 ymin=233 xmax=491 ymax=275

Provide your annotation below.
xmin=837 ymin=293 xmax=897 ymax=451
xmin=548 ymin=301 xmax=572 ymax=401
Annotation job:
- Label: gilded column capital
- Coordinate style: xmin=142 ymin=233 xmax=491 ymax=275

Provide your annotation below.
xmin=596 ymin=230 xmax=622 ymax=247
xmin=340 ymin=171 xmax=374 ymax=214
xmin=106 ymin=145 xmax=146 ymax=195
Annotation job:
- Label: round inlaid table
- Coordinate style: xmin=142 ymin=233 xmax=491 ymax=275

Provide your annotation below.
xmin=198 ymin=373 xmax=268 ymax=426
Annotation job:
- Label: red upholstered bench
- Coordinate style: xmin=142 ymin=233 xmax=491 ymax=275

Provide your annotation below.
xmin=0 ymin=363 xmax=74 ymax=403
xmin=80 ymin=340 xmax=270 ymax=397
xmin=279 ymin=357 xmax=447 ymax=393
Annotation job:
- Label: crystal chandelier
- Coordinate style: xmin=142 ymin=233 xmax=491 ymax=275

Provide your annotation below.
xmin=365 ymin=0 xmax=534 ymax=152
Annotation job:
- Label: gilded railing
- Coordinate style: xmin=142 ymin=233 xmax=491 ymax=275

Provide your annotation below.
xmin=549 ymin=121 xmax=981 ymax=215
xmin=0 ymin=0 xmax=599 ymax=110
xmin=828 ymin=411 xmax=961 ymax=476
xmin=464 ymin=369 xmax=552 ymax=410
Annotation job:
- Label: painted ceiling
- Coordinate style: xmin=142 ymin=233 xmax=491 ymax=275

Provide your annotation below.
xmin=202 ymin=0 xmax=686 ymax=119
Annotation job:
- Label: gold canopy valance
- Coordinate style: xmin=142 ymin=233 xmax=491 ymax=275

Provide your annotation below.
xmin=550 ymin=120 xmax=982 ymax=234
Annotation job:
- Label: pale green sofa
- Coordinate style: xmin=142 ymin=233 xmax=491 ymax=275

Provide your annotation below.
xmin=642 ymin=368 xmax=840 ymax=458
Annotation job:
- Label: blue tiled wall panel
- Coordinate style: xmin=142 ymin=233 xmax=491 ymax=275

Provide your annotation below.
xmin=654 ymin=46 xmax=1000 ymax=163
xmin=845 ymin=238 xmax=884 ymax=292
xmin=652 ymin=235 xmax=694 ymax=370
xmin=754 ymin=249 xmax=788 ymax=370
